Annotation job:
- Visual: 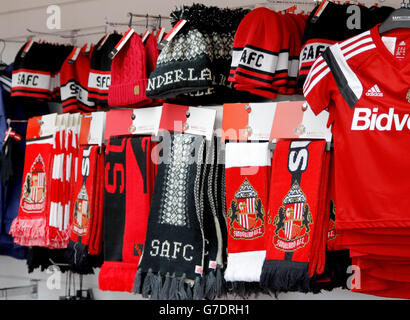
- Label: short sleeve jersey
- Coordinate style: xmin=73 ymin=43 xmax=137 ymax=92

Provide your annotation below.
xmin=304 ymin=26 xmax=410 ymax=230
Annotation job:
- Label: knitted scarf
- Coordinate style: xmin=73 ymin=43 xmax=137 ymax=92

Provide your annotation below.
xmin=65 ymin=145 xmax=99 ymax=274
xmin=316 ymin=150 xmax=351 ymax=290
xmin=260 ymin=140 xmax=326 ymax=294
xmin=224 ymin=142 xmax=271 ymax=297
xmin=201 ymin=137 xmax=226 ymax=299
xmin=133 ymin=132 xmax=207 ymax=300
xmin=9 ymin=135 xmax=54 ymax=247
xmin=99 ymin=135 xmax=155 ymax=292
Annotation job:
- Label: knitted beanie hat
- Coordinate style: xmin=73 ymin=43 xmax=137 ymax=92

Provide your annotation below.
xmin=88 ymin=32 xmax=122 ymax=107
xmin=108 ymin=32 xmax=152 ymax=108
xmin=146 ymin=4 xmax=217 ymax=99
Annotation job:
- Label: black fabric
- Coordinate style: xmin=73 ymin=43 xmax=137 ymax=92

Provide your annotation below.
xmin=88 ymin=33 xmax=122 ymax=106
xmin=0 ymin=137 xmax=18 ymax=186
xmin=147 ymin=4 xmax=249 ymax=103
xmin=315 ymin=249 xmax=352 ymax=291
xmin=103 ymin=136 xmax=127 ymax=262
xmin=321 ymin=47 xmax=358 ymax=109
xmin=134 ymin=133 xmax=207 ymax=300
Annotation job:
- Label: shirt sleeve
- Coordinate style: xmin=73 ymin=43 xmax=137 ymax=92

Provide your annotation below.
xmin=302 ymin=51 xmax=337 ymax=116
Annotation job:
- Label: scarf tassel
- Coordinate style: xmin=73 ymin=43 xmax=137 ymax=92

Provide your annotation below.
xmin=186 ymin=281 xmax=193 ymax=300
xmin=150 ymin=272 xmax=162 ymax=300
xmin=142 ymin=268 xmax=154 ymax=298
xmin=167 ymin=273 xmax=179 ymax=300
xmin=159 ymin=272 xmax=171 ymax=300
xmin=132 ymin=269 xmax=143 ymax=294
xmin=193 ymin=276 xmax=204 ymax=300
xmin=204 ymin=269 xmax=217 ymax=300
xmin=215 ymin=265 xmax=226 ymax=298
xmin=260 ymin=260 xmax=311 ymax=295
xmin=176 ymin=273 xmax=187 ymax=300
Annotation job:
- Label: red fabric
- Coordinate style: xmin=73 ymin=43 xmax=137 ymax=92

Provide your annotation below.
xmin=225 ymin=166 xmax=269 ymax=254
xmin=99 ymin=136 xmax=156 ymax=292
xmin=70 ymin=145 xmax=98 ymax=246
xmin=304 ymin=26 xmax=410 ymax=231
xmin=265 ymin=140 xmax=326 ymax=266
xmin=88 ymin=149 xmax=105 ymax=255
xmin=10 ymin=138 xmax=54 ymax=246
xmin=108 ymin=33 xmax=152 ymax=108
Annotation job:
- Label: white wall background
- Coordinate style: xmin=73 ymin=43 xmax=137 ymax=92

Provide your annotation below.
xmin=0 ymin=0 xmax=403 ymax=300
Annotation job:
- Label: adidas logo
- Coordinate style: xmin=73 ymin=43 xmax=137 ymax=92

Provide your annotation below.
xmin=366 ymin=84 xmax=383 ymax=97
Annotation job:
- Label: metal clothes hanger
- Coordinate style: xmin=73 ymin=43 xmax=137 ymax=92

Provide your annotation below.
xmin=0 ymin=40 xmax=7 ymax=71
xmin=379 ymin=0 xmax=410 ymax=34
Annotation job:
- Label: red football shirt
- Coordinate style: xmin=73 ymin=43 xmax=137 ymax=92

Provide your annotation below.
xmin=304 ymin=26 xmax=410 ymax=230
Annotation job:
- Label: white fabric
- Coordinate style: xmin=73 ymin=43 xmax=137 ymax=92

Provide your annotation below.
xmin=225 ymin=142 xmax=271 ymax=168
xmin=224 ymin=250 xmax=266 ymax=282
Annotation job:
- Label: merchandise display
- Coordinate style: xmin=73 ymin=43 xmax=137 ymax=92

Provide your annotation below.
xmin=1 ymin=0 xmax=409 ymax=302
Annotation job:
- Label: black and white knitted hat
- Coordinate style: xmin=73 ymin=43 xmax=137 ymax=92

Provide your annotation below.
xmin=146 ymin=4 xmax=249 ymax=100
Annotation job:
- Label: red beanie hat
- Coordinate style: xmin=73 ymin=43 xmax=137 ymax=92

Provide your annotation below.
xmin=108 ymin=32 xmax=151 ymax=108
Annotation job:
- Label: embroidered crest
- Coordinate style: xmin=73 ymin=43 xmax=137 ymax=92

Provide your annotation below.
xmin=21 ymin=154 xmax=47 ymax=213
xmin=73 ymin=184 xmax=90 ymax=236
xmin=272 ymin=181 xmax=312 ymax=251
xmin=227 ymin=178 xmax=265 ymax=239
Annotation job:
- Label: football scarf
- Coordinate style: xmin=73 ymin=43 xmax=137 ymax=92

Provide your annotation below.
xmin=99 ymin=136 xmax=156 ymax=292
xmin=201 ymin=137 xmax=225 ymax=300
xmin=9 ymin=135 xmax=53 ymax=247
xmin=65 ymin=145 xmax=99 ymax=274
xmin=88 ymin=148 xmax=105 ymax=256
xmin=315 ymin=151 xmax=352 ymax=290
xmin=214 ymin=139 xmax=228 ymax=297
xmin=224 ymin=142 xmax=271 ymax=292
xmin=260 ymin=139 xmax=326 ymax=294
xmin=48 ymin=127 xmax=71 ymax=249
xmin=133 ymin=133 xmax=207 ymax=300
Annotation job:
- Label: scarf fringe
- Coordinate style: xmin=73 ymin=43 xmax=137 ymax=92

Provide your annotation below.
xmin=260 ymin=260 xmax=312 ymax=295
xmin=135 ymin=271 xmax=217 ymax=300
xmin=177 ymin=273 xmax=187 ymax=300
xmin=193 ymin=276 xmax=204 ymax=300
xmin=132 ymin=269 xmax=143 ymax=294
xmin=204 ymin=269 xmax=216 ymax=300
xmin=159 ymin=272 xmax=171 ymax=300
xmin=142 ymin=268 xmax=154 ymax=298
xmin=150 ymin=272 xmax=162 ymax=300
xmin=225 ymin=281 xmax=270 ymax=299
xmin=9 ymin=217 xmax=49 ymax=245
xmin=168 ymin=273 xmax=178 ymax=300
xmin=216 ymin=265 xmax=227 ymax=298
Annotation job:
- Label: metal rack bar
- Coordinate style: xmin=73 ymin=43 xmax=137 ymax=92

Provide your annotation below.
xmin=127 ymin=12 xmax=171 ymax=20
xmin=0 ymin=280 xmax=39 ymax=299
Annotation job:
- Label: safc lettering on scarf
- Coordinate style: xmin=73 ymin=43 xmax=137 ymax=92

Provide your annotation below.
xmin=21 ymin=154 xmax=47 ymax=213
xmin=227 ymin=178 xmax=265 ymax=240
xmin=351 ymin=107 xmax=410 ymax=131
xmin=272 ymin=141 xmax=313 ymax=252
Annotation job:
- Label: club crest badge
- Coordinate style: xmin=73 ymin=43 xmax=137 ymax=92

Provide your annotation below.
xmin=73 ymin=184 xmax=90 ymax=236
xmin=21 ymin=154 xmax=47 ymax=213
xmin=227 ymin=178 xmax=265 ymax=239
xmin=327 ymin=199 xmax=337 ymax=241
xmin=272 ymin=181 xmax=312 ymax=251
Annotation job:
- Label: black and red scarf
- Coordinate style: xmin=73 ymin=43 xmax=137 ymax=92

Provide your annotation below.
xmin=260 ymin=139 xmax=327 ymax=293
